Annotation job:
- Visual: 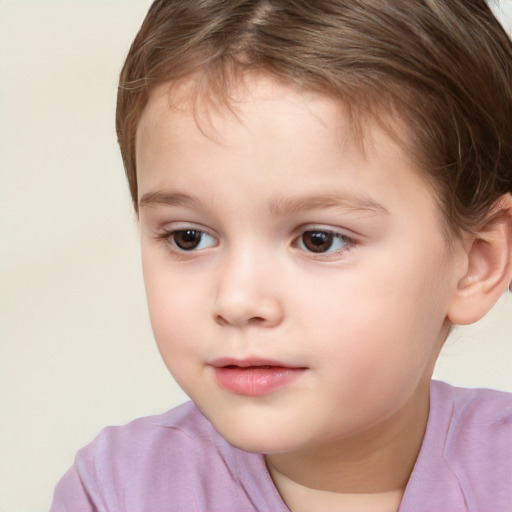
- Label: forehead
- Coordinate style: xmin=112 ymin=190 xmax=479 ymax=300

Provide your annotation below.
xmin=137 ymin=73 xmax=403 ymax=167
xmin=135 ymin=75 xmax=439 ymax=221
xmin=137 ymin=77 xmax=374 ymax=198
xmin=138 ymin=74 xmax=346 ymax=140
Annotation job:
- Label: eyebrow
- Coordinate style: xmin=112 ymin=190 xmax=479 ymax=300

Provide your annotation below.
xmin=138 ymin=190 xmax=389 ymax=216
xmin=268 ymin=193 xmax=389 ymax=217
xmin=139 ymin=191 xmax=201 ymax=209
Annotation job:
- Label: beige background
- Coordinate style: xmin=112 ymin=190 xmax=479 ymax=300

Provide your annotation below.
xmin=1 ymin=1 xmax=511 ymax=511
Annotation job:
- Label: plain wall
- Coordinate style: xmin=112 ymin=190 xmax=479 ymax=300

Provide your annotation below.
xmin=0 ymin=1 xmax=511 ymax=511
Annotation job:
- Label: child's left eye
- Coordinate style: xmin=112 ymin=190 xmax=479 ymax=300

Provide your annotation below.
xmin=167 ymin=229 xmax=217 ymax=251
xmin=296 ymin=230 xmax=351 ymax=254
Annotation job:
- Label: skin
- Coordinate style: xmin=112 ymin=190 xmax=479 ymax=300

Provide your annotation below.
xmin=135 ymin=75 xmax=473 ymax=510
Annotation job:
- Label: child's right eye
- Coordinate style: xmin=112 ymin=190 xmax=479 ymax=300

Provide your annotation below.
xmin=165 ymin=229 xmax=217 ymax=251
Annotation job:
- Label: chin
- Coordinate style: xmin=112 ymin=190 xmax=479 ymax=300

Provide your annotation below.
xmin=208 ymin=415 xmax=306 ymax=454
xmin=223 ymin=430 xmax=295 ymax=454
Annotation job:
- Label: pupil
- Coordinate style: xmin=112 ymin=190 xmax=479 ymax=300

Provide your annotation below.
xmin=304 ymin=231 xmax=333 ymax=252
xmin=175 ymin=230 xmax=201 ymax=250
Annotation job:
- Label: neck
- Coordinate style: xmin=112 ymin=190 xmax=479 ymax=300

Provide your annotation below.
xmin=265 ymin=474 xmax=404 ymax=512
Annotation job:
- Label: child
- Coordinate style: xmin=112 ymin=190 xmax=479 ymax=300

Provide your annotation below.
xmin=51 ymin=1 xmax=512 ymax=510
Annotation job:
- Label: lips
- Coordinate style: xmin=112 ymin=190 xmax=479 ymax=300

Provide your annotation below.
xmin=210 ymin=358 xmax=307 ymax=396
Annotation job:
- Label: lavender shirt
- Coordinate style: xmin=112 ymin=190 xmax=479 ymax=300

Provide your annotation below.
xmin=50 ymin=381 xmax=512 ymax=511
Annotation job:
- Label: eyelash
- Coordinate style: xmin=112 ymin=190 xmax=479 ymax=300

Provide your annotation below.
xmin=155 ymin=226 xmax=356 ymax=258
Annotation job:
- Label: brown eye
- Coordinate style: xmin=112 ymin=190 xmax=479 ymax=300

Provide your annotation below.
xmin=301 ymin=231 xmax=334 ymax=253
xmin=172 ymin=230 xmax=214 ymax=251
xmin=297 ymin=230 xmax=351 ymax=254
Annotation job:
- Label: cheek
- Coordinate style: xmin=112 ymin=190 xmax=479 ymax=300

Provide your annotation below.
xmin=142 ymin=259 xmax=206 ymax=356
xmin=297 ymin=248 xmax=450 ymax=373
xmin=143 ymin=272 xmax=210 ymax=394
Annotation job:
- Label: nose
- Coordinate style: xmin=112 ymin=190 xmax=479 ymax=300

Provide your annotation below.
xmin=212 ymin=249 xmax=284 ymax=328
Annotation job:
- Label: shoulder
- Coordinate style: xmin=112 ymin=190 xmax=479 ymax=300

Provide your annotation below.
xmin=431 ymin=379 xmax=512 ymax=432
xmin=66 ymin=402 xmax=218 ymax=509
xmin=431 ymin=381 xmax=512 ymax=504
xmin=52 ymin=402 xmax=280 ymax=512
xmin=401 ymin=381 xmax=512 ymax=511
xmin=76 ymin=400 xmax=237 ymax=484
xmin=430 ymin=380 xmax=512 ymax=460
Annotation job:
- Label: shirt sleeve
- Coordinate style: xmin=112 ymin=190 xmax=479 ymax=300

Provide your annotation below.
xmin=49 ymin=431 xmax=114 ymax=512
xmin=49 ymin=463 xmax=98 ymax=512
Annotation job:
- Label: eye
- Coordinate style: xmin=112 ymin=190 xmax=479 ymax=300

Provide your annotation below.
xmin=296 ymin=230 xmax=350 ymax=254
xmin=168 ymin=229 xmax=217 ymax=251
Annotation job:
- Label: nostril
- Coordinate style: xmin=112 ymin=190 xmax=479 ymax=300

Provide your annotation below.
xmin=214 ymin=314 xmax=229 ymax=326
xmin=215 ymin=314 xmax=267 ymax=327
xmin=247 ymin=316 xmax=266 ymax=325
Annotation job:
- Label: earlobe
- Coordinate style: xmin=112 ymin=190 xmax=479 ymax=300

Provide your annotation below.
xmin=447 ymin=193 xmax=512 ymax=325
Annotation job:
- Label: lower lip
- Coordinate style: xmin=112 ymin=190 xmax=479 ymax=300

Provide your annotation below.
xmin=212 ymin=366 xmax=306 ymax=396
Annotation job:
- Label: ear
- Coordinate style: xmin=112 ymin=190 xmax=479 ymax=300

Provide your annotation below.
xmin=447 ymin=193 xmax=512 ymax=325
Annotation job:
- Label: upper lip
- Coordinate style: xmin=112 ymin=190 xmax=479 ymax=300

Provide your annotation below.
xmin=209 ymin=357 xmax=306 ymax=369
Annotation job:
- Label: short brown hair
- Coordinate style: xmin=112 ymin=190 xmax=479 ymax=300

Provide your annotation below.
xmin=116 ymin=0 xmax=512 ymax=235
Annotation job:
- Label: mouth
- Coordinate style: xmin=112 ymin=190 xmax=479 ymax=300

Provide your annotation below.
xmin=209 ymin=358 xmax=307 ymax=396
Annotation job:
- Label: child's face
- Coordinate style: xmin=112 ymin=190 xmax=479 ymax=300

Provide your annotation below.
xmin=136 ymin=76 xmax=466 ymax=454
